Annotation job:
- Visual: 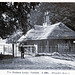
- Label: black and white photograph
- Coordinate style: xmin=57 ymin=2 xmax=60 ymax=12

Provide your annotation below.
xmin=0 ymin=2 xmax=75 ymax=71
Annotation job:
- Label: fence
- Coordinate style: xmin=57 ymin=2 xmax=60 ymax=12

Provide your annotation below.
xmin=19 ymin=45 xmax=37 ymax=56
xmin=0 ymin=44 xmax=12 ymax=55
xmin=0 ymin=43 xmax=74 ymax=57
xmin=0 ymin=44 xmax=37 ymax=57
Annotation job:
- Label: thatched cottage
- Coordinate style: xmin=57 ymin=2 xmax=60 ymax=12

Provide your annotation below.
xmin=18 ymin=22 xmax=75 ymax=54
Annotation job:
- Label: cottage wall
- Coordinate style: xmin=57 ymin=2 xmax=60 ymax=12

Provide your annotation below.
xmin=58 ymin=39 xmax=75 ymax=54
xmin=26 ymin=39 xmax=75 ymax=54
xmin=27 ymin=40 xmax=58 ymax=53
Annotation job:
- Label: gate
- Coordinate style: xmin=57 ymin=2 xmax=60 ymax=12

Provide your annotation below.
xmin=19 ymin=45 xmax=38 ymax=56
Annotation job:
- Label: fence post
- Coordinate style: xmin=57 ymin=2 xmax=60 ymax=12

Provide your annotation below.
xmin=34 ymin=44 xmax=38 ymax=55
xmin=16 ymin=44 xmax=17 ymax=57
xmin=3 ymin=45 xmax=5 ymax=55
xmin=12 ymin=43 xmax=14 ymax=57
xmin=30 ymin=46 xmax=32 ymax=55
xmin=8 ymin=45 xmax=9 ymax=55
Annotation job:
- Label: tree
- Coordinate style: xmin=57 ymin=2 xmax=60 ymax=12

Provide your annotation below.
xmin=30 ymin=3 xmax=75 ymax=31
xmin=0 ymin=2 xmax=39 ymax=39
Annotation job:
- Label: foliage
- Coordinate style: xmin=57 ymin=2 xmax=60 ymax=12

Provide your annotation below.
xmin=0 ymin=2 xmax=39 ymax=39
xmin=30 ymin=3 xmax=75 ymax=31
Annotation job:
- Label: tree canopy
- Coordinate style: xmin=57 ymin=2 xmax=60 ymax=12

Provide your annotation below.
xmin=0 ymin=2 xmax=39 ymax=39
xmin=30 ymin=3 xmax=75 ymax=31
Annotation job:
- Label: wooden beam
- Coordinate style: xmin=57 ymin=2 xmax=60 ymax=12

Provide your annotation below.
xmin=47 ymin=40 xmax=49 ymax=53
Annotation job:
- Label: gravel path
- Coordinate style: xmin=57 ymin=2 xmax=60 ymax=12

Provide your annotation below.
xmin=0 ymin=55 xmax=75 ymax=69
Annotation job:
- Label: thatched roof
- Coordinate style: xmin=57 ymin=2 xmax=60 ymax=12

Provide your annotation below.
xmin=6 ymin=30 xmax=23 ymax=43
xmin=18 ymin=22 xmax=75 ymax=42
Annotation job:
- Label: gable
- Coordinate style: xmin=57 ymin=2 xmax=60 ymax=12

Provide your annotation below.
xmin=6 ymin=30 xmax=23 ymax=43
xmin=47 ymin=22 xmax=75 ymax=39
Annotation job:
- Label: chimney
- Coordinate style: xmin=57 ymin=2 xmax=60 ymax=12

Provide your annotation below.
xmin=43 ymin=11 xmax=51 ymax=27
